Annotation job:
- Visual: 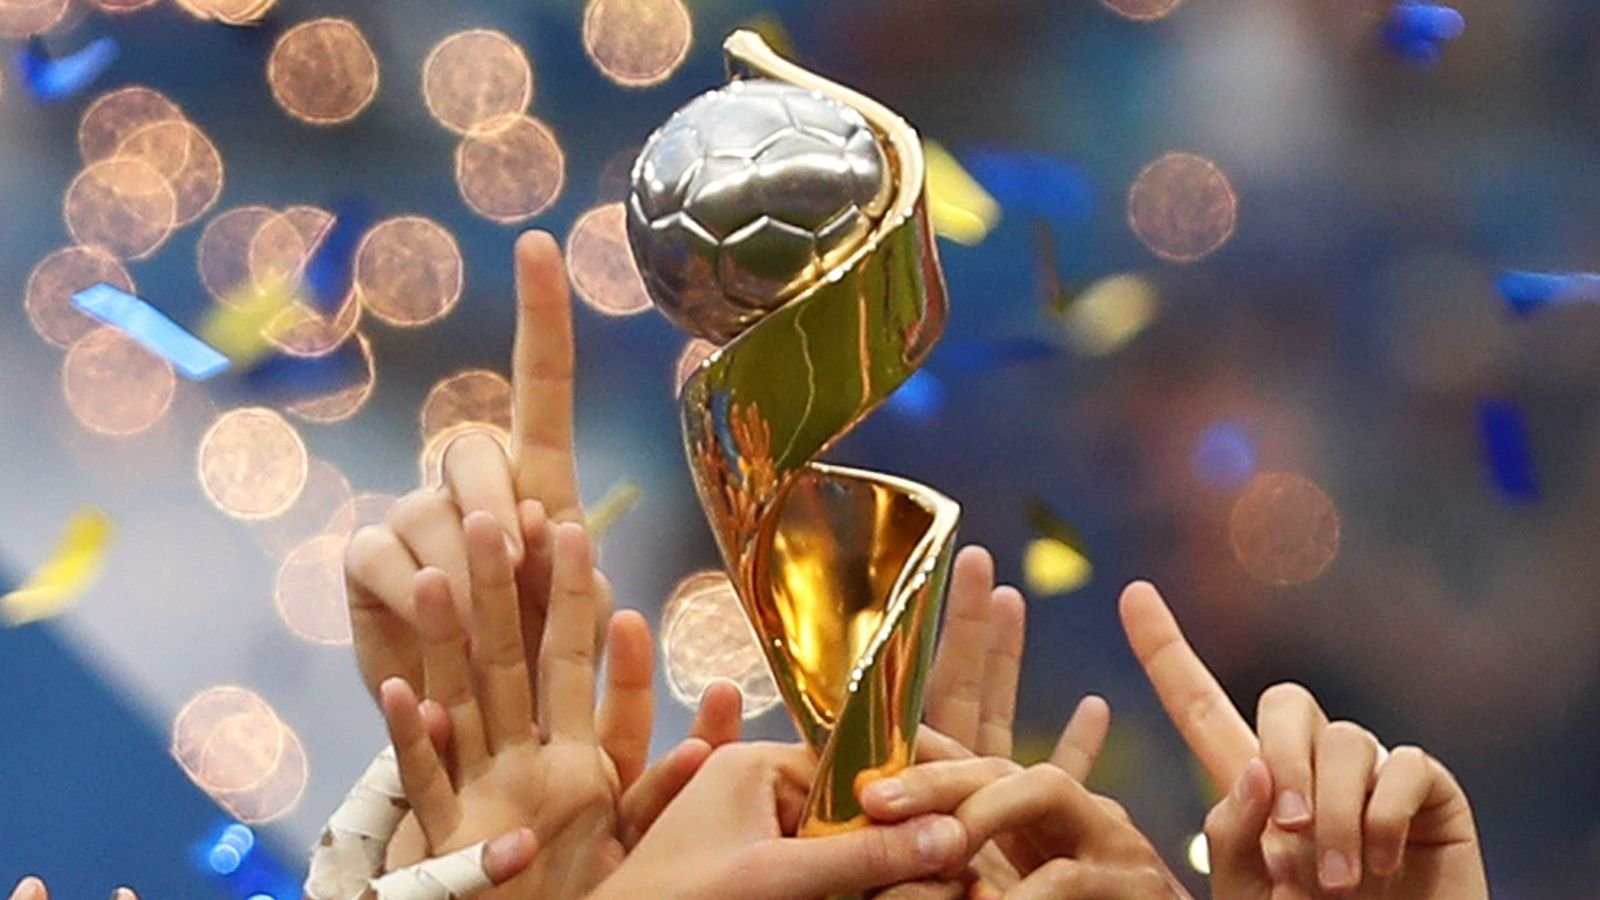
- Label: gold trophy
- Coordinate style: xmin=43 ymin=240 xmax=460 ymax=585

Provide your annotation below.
xmin=627 ymin=32 xmax=960 ymax=836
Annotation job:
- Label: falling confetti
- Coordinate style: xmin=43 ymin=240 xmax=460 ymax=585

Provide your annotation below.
xmin=1478 ymin=397 xmax=1538 ymax=502
xmin=1191 ymin=420 xmax=1257 ymax=490
xmin=0 ymin=508 xmax=114 ymax=626
xmin=72 ymin=283 xmax=231 ymax=380
xmin=884 ymin=370 xmax=946 ymax=423
xmin=1495 ymin=270 xmax=1600 ymax=315
xmin=1381 ymin=2 xmax=1465 ymax=67
xmin=923 ymin=140 xmax=1001 ymax=246
xmin=1055 ymin=273 xmax=1160 ymax=357
xmin=1023 ymin=499 xmax=1093 ymax=596
xmin=15 ymin=35 xmax=118 ymax=102
xmin=586 ymin=479 xmax=642 ymax=539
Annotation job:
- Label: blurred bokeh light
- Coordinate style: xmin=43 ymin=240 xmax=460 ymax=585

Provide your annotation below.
xmin=660 ymin=570 xmax=780 ymax=719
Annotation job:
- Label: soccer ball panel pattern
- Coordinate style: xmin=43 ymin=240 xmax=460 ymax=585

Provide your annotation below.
xmin=628 ymin=78 xmax=891 ymax=343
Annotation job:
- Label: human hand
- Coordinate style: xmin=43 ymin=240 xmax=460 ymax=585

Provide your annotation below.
xmin=381 ymin=513 xmax=723 ymax=899
xmin=345 ymin=231 xmax=589 ymax=704
xmin=860 ymin=757 xmax=1191 ymax=898
xmin=7 ymin=879 xmax=135 ymax=900
xmin=899 ymin=545 xmax=1115 ymax=897
xmin=590 ymin=742 xmax=972 ymax=900
xmin=1119 ymin=581 xmax=1488 ymax=898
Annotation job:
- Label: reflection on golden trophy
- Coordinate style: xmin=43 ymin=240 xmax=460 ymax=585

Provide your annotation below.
xmin=627 ymin=31 xmax=960 ymax=835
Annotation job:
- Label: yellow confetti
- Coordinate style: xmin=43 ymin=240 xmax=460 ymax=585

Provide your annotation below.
xmin=587 ymin=479 xmax=642 ymax=539
xmin=2 ymin=508 xmax=115 ymax=626
xmin=923 ymin=140 xmax=1000 ymax=246
xmin=198 ymin=276 xmax=298 ymax=367
xmin=1023 ymin=498 xmax=1093 ymax=596
xmin=1023 ymin=537 xmax=1093 ymax=596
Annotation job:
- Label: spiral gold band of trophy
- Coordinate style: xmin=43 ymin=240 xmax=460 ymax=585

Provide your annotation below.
xmin=678 ymin=32 xmax=962 ymax=837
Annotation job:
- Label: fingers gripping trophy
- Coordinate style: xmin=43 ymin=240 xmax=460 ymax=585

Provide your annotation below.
xmin=629 ymin=32 xmax=961 ymax=835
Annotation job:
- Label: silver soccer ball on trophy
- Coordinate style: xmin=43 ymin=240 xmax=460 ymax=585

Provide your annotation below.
xmin=627 ymin=79 xmax=893 ymax=344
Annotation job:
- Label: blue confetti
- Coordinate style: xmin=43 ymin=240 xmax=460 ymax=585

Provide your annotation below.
xmin=1477 ymin=398 xmax=1539 ymax=502
xmin=1495 ymin=270 xmax=1600 ymax=315
xmin=1191 ymin=420 xmax=1257 ymax=490
xmin=71 ymin=283 xmax=232 ymax=381
xmin=1381 ymin=3 xmax=1465 ymax=67
xmin=14 ymin=36 xmax=118 ymax=102
xmin=937 ymin=337 xmax=1061 ymax=374
xmin=885 ymin=370 xmax=946 ymax=422
xmin=964 ymin=147 xmax=1095 ymax=225
xmin=302 ymin=198 xmax=372 ymax=312
xmin=238 ymin=340 xmax=365 ymax=403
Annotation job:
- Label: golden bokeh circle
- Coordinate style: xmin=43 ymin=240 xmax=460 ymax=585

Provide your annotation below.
xmin=674 ymin=338 xmax=716 ymax=395
xmin=422 ymin=29 xmax=535 ymax=135
xmin=196 ymin=710 xmax=286 ymax=793
xmin=113 ymin=119 xmax=225 ymax=226
xmin=78 ymin=86 xmax=186 ymax=163
xmin=582 ymin=0 xmax=693 ymax=88
xmin=267 ymin=290 xmax=361 ymax=358
xmin=454 ymin=114 xmax=565 ymax=224
xmin=198 ymin=205 xmax=278 ymax=304
xmin=660 ymin=571 xmax=780 ymax=718
xmin=275 ymin=533 xmax=353 ymax=644
xmin=354 ymin=216 xmax=464 ymax=326
xmin=1127 ymin=152 xmax=1238 ymax=264
xmin=214 ymin=724 xmax=308 ymax=824
xmin=247 ymin=205 xmax=334 ymax=292
xmin=176 ymin=0 xmax=277 ymax=24
xmin=64 ymin=156 xmax=179 ymax=260
xmin=420 ymin=369 xmax=512 ymax=440
xmin=284 ymin=332 xmax=376 ymax=424
xmin=420 ymin=423 xmax=510 ymax=490
xmin=1229 ymin=472 xmax=1341 ymax=586
xmin=0 ymin=0 xmax=70 ymax=40
xmin=25 ymin=245 xmax=136 ymax=349
xmin=1099 ymin=0 xmax=1184 ymax=22
xmin=249 ymin=457 xmax=354 ymax=558
xmin=267 ymin=18 xmax=380 ymax=126
xmin=170 ymin=686 xmax=280 ymax=792
xmin=326 ymin=492 xmax=397 ymax=538
xmin=62 ymin=327 xmax=176 ymax=436
xmin=197 ymin=407 xmax=310 ymax=520
xmin=566 ymin=203 xmax=651 ymax=316
xmin=90 ymin=0 xmax=161 ymax=13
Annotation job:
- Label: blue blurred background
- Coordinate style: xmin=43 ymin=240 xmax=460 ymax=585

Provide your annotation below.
xmin=3 ymin=0 xmax=1599 ymax=896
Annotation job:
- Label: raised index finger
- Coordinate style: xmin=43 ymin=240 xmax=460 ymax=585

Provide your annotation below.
xmin=1118 ymin=580 xmax=1258 ymax=788
xmin=511 ymin=231 xmax=582 ymax=524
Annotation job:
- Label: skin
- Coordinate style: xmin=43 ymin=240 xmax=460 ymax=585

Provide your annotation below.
xmin=1118 ymin=580 xmax=1489 ymax=899
xmin=348 ymin=232 xmax=741 ymax=891
xmin=588 ymin=742 xmax=973 ymax=900
xmin=884 ymin=544 xmax=1170 ymax=899
xmin=6 ymin=881 xmax=136 ymax=900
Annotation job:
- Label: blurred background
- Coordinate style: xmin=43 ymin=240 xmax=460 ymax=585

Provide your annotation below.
xmin=2 ymin=0 xmax=1598 ymax=896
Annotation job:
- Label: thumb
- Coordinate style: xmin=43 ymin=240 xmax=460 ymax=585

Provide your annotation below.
xmin=1204 ymin=757 xmax=1275 ymax=899
xmin=366 ymin=828 xmax=537 ymax=899
xmin=751 ymin=814 xmax=968 ymax=900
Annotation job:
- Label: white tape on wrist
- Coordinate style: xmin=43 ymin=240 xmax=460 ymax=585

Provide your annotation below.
xmin=369 ymin=842 xmax=493 ymax=900
xmin=304 ymin=747 xmax=411 ymax=900
xmin=303 ymin=747 xmax=499 ymax=900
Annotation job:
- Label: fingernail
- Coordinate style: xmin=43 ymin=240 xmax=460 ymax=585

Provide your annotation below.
xmin=915 ymin=816 xmax=964 ymax=866
xmin=504 ymin=531 xmax=522 ymax=561
xmin=482 ymin=828 xmax=537 ymax=879
xmin=15 ymin=878 xmax=44 ymax=900
xmin=110 ymin=889 xmax=135 ymax=900
xmin=864 ymin=777 xmax=905 ymax=810
xmin=1320 ymin=849 xmax=1357 ymax=888
xmin=1368 ymin=844 xmax=1396 ymax=875
xmin=1273 ymin=790 xmax=1312 ymax=825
